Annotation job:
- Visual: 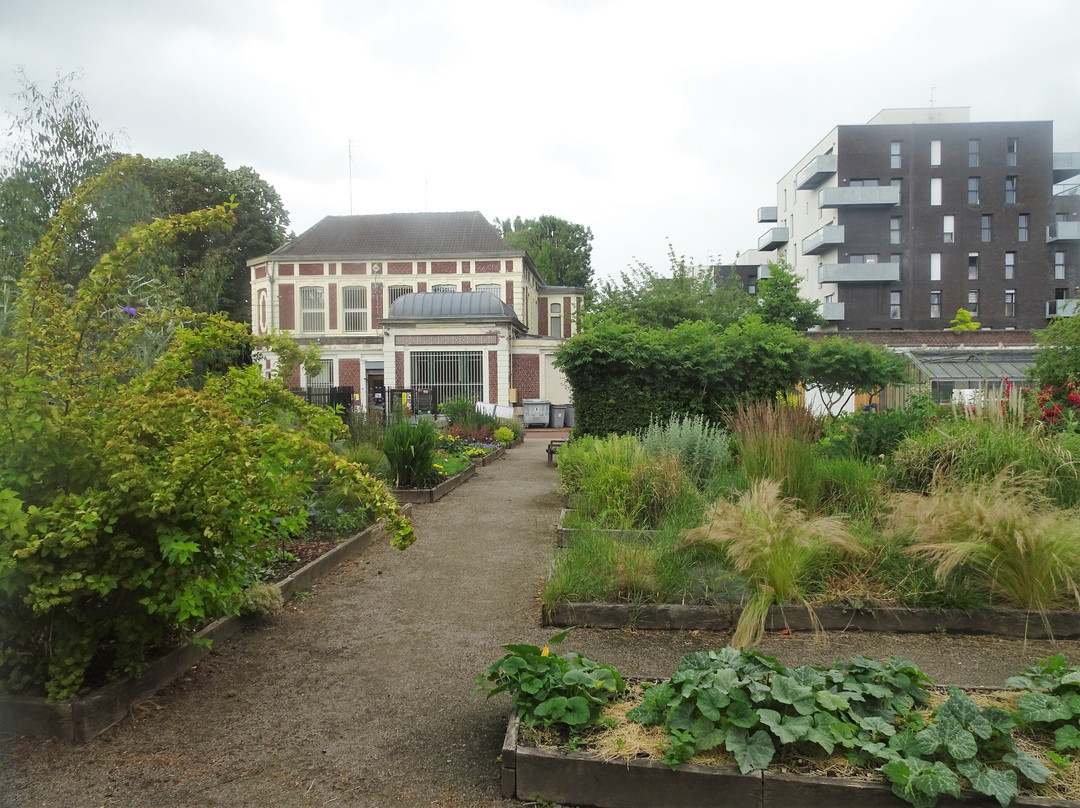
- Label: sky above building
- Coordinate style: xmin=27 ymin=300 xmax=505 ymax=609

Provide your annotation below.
xmin=2 ymin=0 xmax=1078 ymax=283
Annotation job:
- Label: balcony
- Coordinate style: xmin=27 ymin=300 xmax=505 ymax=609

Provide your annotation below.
xmin=818 ymin=263 xmax=901 ymax=283
xmin=821 ymin=301 xmax=845 ymax=321
xmin=757 ymin=206 xmax=778 ymax=223
xmin=1047 ymin=299 xmax=1080 ymax=318
xmin=1047 ymin=221 xmax=1080 ymax=242
xmin=818 ymin=186 xmax=901 ymax=208
xmin=1054 ymin=152 xmax=1080 ymax=183
xmin=757 ymin=227 xmax=789 ymax=251
xmin=802 ymin=225 xmax=845 ymax=255
xmin=796 ymin=154 xmax=838 ymax=190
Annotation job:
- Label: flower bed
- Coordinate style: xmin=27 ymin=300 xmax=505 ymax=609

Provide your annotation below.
xmin=392 ymin=463 xmax=477 ymax=504
xmin=0 ymin=511 xmax=408 ymax=743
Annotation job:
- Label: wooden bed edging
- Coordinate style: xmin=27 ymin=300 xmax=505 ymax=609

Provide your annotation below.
xmin=392 ymin=464 xmax=477 ymax=503
xmin=501 ymin=716 xmax=1076 ymax=808
xmin=0 ymin=508 xmax=408 ymax=743
xmin=542 ymin=601 xmax=1080 ymax=639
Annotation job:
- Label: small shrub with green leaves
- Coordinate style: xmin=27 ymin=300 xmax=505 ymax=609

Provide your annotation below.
xmin=382 ymin=417 xmax=439 ymax=489
xmin=474 ymin=629 xmax=625 ymax=729
xmin=1007 ymin=655 xmax=1080 ymax=759
xmin=497 ymin=417 xmax=524 ymax=442
xmin=639 ymin=413 xmax=732 ymax=489
xmin=237 ymin=582 xmax=284 ymax=619
xmin=494 ymin=426 xmax=515 ymax=444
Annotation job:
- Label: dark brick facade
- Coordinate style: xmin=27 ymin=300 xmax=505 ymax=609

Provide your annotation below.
xmin=475 ymin=260 xmax=500 ymax=273
xmin=279 ymin=284 xmax=295 ymax=330
xmin=339 ymin=358 xmax=364 ymax=388
xmin=488 ymin=350 xmax=498 ymax=403
xmin=299 ymin=263 xmax=322 ymax=275
xmin=511 ymin=354 xmax=540 ymax=399
xmin=388 ymin=261 xmax=412 ymax=275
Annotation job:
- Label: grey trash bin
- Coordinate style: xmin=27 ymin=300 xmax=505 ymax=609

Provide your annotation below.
xmin=564 ymin=405 xmax=575 ymax=428
xmin=550 ymin=405 xmax=566 ymax=428
xmin=522 ymin=399 xmax=550 ymax=427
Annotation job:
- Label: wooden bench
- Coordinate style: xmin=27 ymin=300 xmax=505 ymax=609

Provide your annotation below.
xmin=547 ymin=439 xmax=567 ymax=464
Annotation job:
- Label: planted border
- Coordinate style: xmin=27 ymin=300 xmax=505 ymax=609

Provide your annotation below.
xmin=543 ymin=602 xmax=1080 ymax=640
xmin=0 ymin=509 xmax=409 ymax=742
xmin=555 ymin=509 xmax=658 ymax=547
xmin=501 ymin=720 xmax=1073 ymax=808
xmin=392 ymin=464 xmax=477 ymax=504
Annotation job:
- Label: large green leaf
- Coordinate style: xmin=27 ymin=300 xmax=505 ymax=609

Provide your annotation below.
xmin=771 ymin=674 xmax=817 ymax=715
xmin=1017 ymin=692 xmax=1074 ymax=723
xmin=967 ymin=765 xmax=1018 ymax=808
xmin=726 ymin=726 xmax=776 ymax=774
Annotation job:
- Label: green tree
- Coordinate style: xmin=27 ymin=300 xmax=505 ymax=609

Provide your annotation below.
xmin=592 ymin=245 xmax=751 ymax=329
xmin=140 ymin=151 xmax=290 ymax=322
xmin=495 ymin=215 xmax=593 ymax=289
xmin=1032 ymin=314 xmax=1080 ymax=389
xmin=948 ymin=308 xmax=981 ymax=332
xmin=755 ymin=259 xmax=826 ymax=331
xmin=805 ymin=338 xmax=912 ymax=416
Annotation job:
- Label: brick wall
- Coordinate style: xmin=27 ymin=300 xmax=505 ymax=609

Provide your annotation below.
xmin=538 ymin=297 xmax=549 ymax=337
xmin=488 ymin=350 xmax=498 ymax=403
xmin=279 ymin=284 xmax=295 ymax=330
xmin=511 ymin=354 xmax=540 ymax=399
xmin=340 ymin=358 xmax=364 ymax=388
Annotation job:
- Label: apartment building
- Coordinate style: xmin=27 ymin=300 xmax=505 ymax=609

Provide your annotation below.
xmin=749 ymin=108 xmax=1080 ymax=331
xmin=248 ymin=211 xmax=584 ymax=409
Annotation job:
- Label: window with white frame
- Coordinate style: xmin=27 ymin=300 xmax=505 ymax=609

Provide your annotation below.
xmin=300 ymin=286 xmax=325 ymax=332
xmin=409 ymin=350 xmax=484 ymax=404
xmin=1018 ymin=214 xmax=1030 ymax=242
xmin=306 ymin=358 xmax=334 ymax=389
xmin=968 ymin=253 xmax=979 ymax=280
xmin=930 ymin=177 xmax=942 ymax=206
xmin=388 ymin=285 xmax=413 ymax=308
xmin=968 ymin=139 xmax=980 ymax=168
xmin=890 ymin=216 xmax=901 ymax=244
xmin=1005 ymin=176 xmax=1017 ymax=205
xmin=968 ymin=290 xmax=980 ymax=317
xmin=474 ymin=283 xmax=501 ymax=299
xmin=889 ymin=291 xmax=901 ymax=320
xmin=968 ymin=177 xmax=980 ymax=204
xmin=342 ymin=286 xmax=368 ymax=332
xmin=930 ymin=140 xmax=941 ymax=166
xmin=890 ymin=141 xmax=901 ymax=169
xmin=431 ymin=283 xmax=456 ymax=292
xmin=1005 ymin=252 xmax=1016 ymax=280
xmin=549 ymin=302 xmax=562 ymax=336
xmin=943 ymin=215 xmax=955 ymax=243
xmin=930 ymin=290 xmax=942 ymax=319
xmin=1006 ymin=137 xmax=1019 ymax=167
xmin=1055 ymin=251 xmax=1066 ymax=280
xmin=981 ymin=214 xmax=992 ymax=243
xmin=930 ymin=253 xmax=942 ymax=282
xmin=1004 ymin=289 xmax=1016 ymax=318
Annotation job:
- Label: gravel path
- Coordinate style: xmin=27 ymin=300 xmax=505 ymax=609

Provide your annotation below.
xmin=5 ymin=434 xmax=1080 ymax=808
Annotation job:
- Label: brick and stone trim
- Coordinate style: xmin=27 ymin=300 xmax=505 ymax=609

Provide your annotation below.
xmin=511 ymin=354 xmax=540 ymax=399
xmin=389 ymin=261 xmax=412 ymax=275
xmin=299 ymin=263 xmax=323 ymax=276
xmin=475 ymin=260 xmax=500 ymax=273
xmin=488 ymin=350 xmax=498 ymax=404
xmin=342 ymin=262 xmax=367 ymax=275
xmin=279 ymin=284 xmax=295 ymax=330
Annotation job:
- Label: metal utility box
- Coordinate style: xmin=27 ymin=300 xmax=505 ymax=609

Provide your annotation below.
xmin=522 ymin=399 xmax=551 ymax=427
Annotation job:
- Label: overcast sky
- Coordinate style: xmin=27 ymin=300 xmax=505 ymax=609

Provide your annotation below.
xmin=2 ymin=0 xmax=1078 ymax=283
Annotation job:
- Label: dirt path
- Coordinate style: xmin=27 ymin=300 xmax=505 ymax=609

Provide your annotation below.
xmin=5 ymin=434 xmax=1080 ymax=808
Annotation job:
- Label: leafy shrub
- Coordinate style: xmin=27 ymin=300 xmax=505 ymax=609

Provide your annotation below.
xmin=494 ymin=426 xmax=515 ymax=444
xmin=474 ymin=629 xmax=625 ymax=729
xmin=439 ymin=395 xmax=478 ymax=425
xmin=497 ymin=417 xmax=524 ymax=441
xmin=817 ymin=395 xmax=940 ymax=462
xmin=382 ymin=417 xmax=439 ymax=488
xmin=0 ymin=161 xmax=414 ymax=700
xmin=639 ymin=413 xmax=731 ymax=488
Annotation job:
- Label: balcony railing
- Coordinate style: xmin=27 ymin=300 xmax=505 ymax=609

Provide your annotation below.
xmin=821 ymin=301 xmax=845 ymax=320
xmin=757 ymin=206 xmax=778 ymax=223
xmin=818 ymin=186 xmax=901 ymax=208
xmin=1047 ymin=222 xmax=1080 ymax=242
xmin=818 ymin=263 xmax=901 ymax=283
xmin=1054 ymin=152 xmax=1080 ymax=183
xmin=757 ymin=227 xmax=789 ymax=251
xmin=802 ymin=225 xmax=845 ymax=255
xmin=1047 ymin=299 xmax=1080 ymax=318
xmin=796 ymin=155 xmax=838 ymax=190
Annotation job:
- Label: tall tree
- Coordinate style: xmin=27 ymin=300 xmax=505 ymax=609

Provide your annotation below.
xmin=140 ymin=152 xmax=289 ymax=322
xmin=495 ymin=215 xmax=593 ymax=289
xmin=755 ymin=258 xmax=826 ymax=331
xmin=592 ymin=245 xmax=751 ymax=329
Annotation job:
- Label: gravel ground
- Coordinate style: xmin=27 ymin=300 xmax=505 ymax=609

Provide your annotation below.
xmin=5 ymin=433 xmax=1080 ymax=808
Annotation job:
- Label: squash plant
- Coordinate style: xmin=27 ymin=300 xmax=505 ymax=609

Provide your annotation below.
xmin=0 ymin=158 xmax=414 ymax=700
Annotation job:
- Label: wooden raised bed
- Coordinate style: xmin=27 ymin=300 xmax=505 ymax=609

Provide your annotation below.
xmin=471 ymin=444 xmax=507 ymax=467
xmin=500 ymin=716 xmax=1075 ymax=808
xmin=392 ymin=463 xmax=477 ymax=504
xmin=542 ymin=602 xmax=1080 ymax=640
xmin=0 ymin=509 xmax=408 ymax=742
xmin=555 ymin=509 xmax=658 ymax=547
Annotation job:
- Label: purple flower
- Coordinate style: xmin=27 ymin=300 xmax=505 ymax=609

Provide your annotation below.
xmin=121 ymin=306 xmax=138 ymax=316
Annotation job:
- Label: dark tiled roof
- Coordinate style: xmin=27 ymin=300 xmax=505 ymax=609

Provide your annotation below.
xmin=385 ymin=292 xmax=521 ymax=324
xmin=268 ymin=212 xmax=519 ymax=260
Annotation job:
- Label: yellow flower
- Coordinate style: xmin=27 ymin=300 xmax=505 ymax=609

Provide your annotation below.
xmin=541 ymin=646 xmax=550 ymax=657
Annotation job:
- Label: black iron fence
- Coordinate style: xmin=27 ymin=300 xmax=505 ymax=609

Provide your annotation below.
xmin=290 ymin=385 xmax=354 ymax=419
